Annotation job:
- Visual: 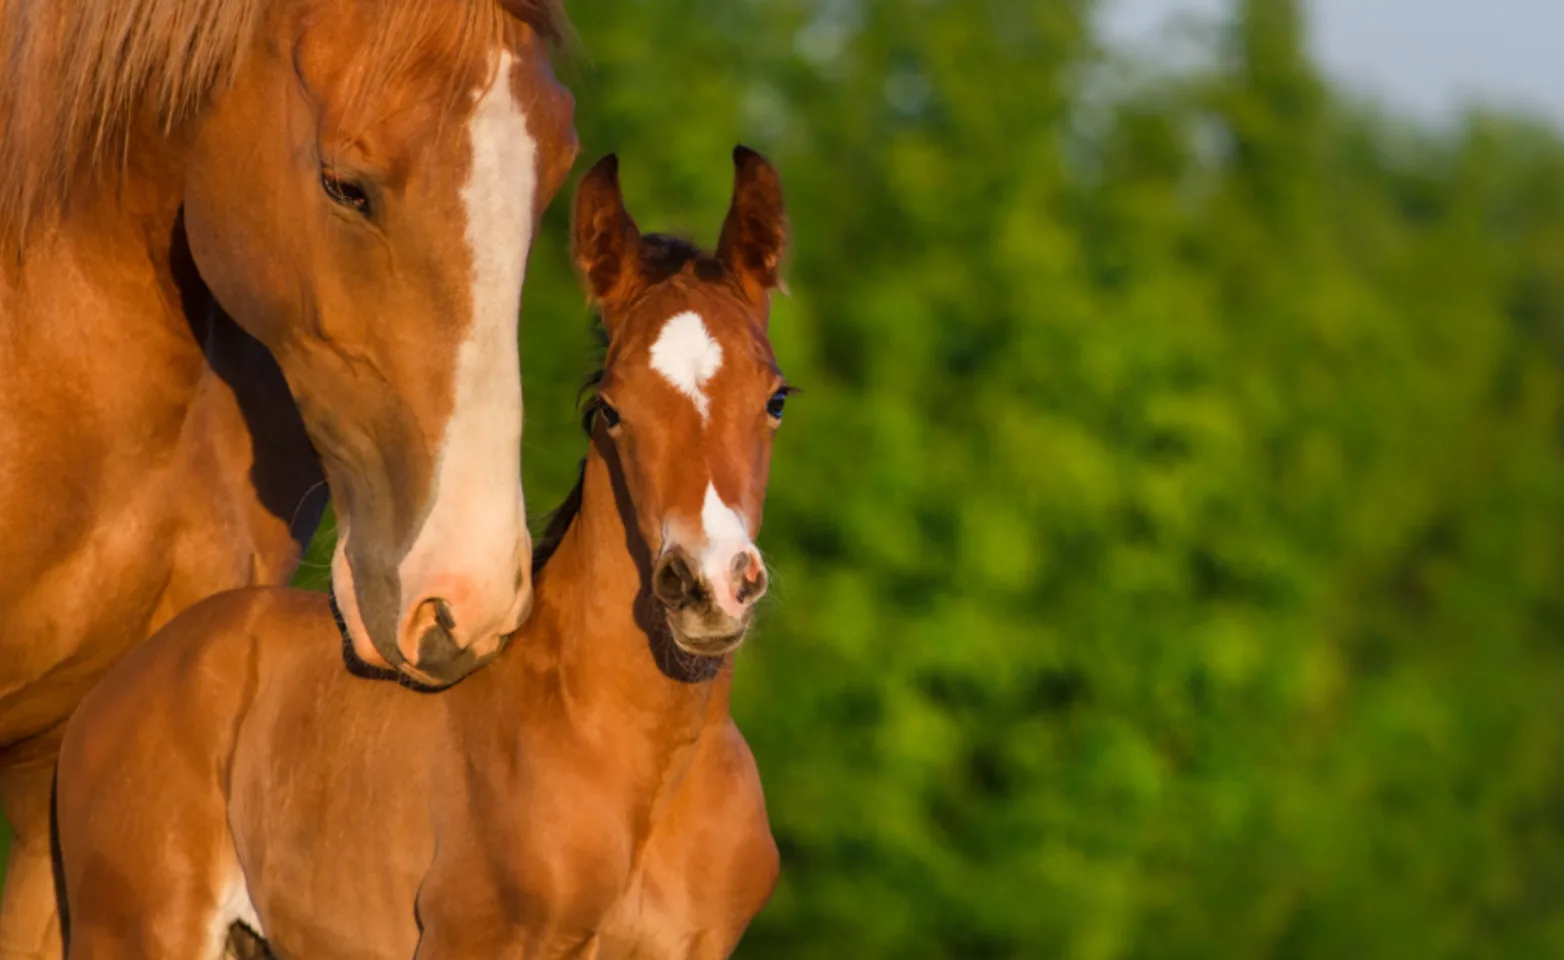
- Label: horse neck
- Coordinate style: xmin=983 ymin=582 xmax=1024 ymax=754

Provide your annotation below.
xmin=17 ymin=128 xmax=200 ymax=363
xmin=515 ymin=443 xmax=732 ymax=740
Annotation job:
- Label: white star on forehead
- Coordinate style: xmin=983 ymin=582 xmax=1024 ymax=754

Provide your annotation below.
xmin=649 ymin=310 xmax=723 ymax=420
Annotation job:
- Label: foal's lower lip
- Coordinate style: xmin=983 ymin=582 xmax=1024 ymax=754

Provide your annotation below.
xmin=673 ymin=634 xmax=745 ymax=658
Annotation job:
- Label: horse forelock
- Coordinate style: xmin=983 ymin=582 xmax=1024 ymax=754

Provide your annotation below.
xmin=325 ymin=0 xmax=572 ymax=153
xmin=0 ymin=0 xmax=573 ymax=252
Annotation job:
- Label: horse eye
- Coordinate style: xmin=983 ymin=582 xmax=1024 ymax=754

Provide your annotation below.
xmin=766 ymin=389 xmax=788 ymax=420
xmin=321 ymin=168 xmax=371 ymax=216
xmin=599 ymin=403 xmax=621 ymax=429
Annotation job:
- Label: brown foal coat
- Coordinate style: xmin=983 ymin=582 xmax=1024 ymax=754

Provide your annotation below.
xmin=55 ymin=149 xmax=791 ymax=959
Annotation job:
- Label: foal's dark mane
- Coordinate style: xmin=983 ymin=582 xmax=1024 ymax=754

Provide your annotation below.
xmin=530 ymin=232 xmax=726 ymax=576
xmin=528 ymin=363 xmax=600 ymax=577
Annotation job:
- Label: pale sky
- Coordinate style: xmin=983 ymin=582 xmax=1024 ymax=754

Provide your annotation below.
xmin=1099 ymin=0 xmax=1564 ymax=128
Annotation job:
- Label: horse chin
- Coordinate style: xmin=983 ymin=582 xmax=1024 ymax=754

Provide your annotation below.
xmin=666 ymin=612 xmax=751 ymax=659
xmin=329 ymin=541 xmax=396 ymax=672
xmin=671 ymin=634 xmax=746 ymax=658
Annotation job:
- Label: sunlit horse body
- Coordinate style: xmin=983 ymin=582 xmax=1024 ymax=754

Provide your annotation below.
xmin=55 ymin=149 xmax=791 ymax=959
xmin=0 ymin=0 xmax=577 ymax=954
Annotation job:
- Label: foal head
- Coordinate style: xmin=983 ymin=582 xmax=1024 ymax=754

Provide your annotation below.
xmin=178 ymin=0 xmax=578 ymax=685
xmin=572 ymin=148 xmax=790 ymax=657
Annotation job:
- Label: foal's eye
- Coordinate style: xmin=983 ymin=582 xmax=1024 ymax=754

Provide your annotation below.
xmin=766 ymin=389 xmax=789 ymax=421
xmin=321 ymin=168 xmax=372 ymax=216
xmin=598 ymin=403 xmax=621 ymax=429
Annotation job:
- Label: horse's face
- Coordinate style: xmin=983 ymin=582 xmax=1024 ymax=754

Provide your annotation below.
xmin=573 ymin=149 xmax=791 ymax=656
xmin=180 ymin=0 xmax=578 ymax=687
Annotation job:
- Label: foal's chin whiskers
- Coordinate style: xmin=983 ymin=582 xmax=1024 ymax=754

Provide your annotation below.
xmin=670 ymin=643 xmax=700 ymax=678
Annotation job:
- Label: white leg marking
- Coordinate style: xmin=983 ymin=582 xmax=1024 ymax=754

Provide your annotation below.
xmin=397 ymin=49 xmax=537 ymax=639
xmin=649 ymin=310 xmax=724 ymax=420
xmin=206 ymin=874 xmax=265 ymax=959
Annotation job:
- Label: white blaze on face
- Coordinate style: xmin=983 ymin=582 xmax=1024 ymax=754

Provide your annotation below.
xmin=650 ymin=310 xmax=724 ymax=421
xmin=394 ymin=49 xmax=536 ymax=650
xmin=649 ymin=309 xmax=762 ymax=616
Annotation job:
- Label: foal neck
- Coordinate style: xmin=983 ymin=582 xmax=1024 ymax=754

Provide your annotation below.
xmin=521 ymin=437 xmax=731 ymax=733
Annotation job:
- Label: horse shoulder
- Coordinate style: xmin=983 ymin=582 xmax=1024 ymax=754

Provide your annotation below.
xmin=618 ymin=719 xmax=779 ymax=957
xmin=59 ymin=587 xmax=289 ymax=783
xmin=692 ymin=719 xmax=780 ymax=910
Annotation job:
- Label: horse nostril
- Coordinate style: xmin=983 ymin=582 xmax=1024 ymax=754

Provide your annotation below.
xmin=432 ymin=597 xmax=456 ymax=633
xmin=731 ymin=552 xmax=767 ymax=606
xmin=417 ymin=620 xmax=462 ymax=671
xmin=653 ymin=550 xmax=700 ymax=610
xmin=408 ymin=597 xmax=460 ymax=666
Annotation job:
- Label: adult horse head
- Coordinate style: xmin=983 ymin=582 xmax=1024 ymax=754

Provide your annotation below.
xmin=0 ymin=0 xmax=579 ymax=686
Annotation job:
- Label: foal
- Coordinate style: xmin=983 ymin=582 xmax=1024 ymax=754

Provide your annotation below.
xmin=54 ymin=147 xmax=791 ymax=960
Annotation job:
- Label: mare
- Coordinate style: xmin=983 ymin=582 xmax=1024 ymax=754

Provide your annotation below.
xmin=54 ymin=147 xmax=792 ymax=960
xmin=0 ymin=0 xmax=578 ymax=955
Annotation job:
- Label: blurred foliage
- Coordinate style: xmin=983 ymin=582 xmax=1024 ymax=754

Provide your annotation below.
xmin=18 ymin=0 xmax=1564 ymax=956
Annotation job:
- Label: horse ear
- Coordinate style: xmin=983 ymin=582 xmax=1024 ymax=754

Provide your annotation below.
xmin=716 ymin=146 xmax=788 ymax=304
xmin=572 ymin=153 xmax=642 ymax=314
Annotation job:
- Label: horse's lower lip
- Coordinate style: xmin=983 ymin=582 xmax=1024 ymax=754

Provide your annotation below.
xmin=400 ymin=665 xmax=452 ymax=688
xmin=670 ymin=630 xmax=746 ymax=658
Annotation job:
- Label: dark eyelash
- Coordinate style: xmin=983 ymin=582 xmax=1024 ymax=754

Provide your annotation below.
xmin=321 ymin=168 xmax=372 ymax=216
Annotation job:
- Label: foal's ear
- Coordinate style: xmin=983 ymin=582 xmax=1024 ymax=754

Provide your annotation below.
xmin=572 ymin=153 xmax=642 ymax=310
xmin=716 ymin=146 xmax=788 ymax=304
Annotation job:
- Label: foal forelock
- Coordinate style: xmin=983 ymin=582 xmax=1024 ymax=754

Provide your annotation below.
xmin=0 ymin=0 xmax=570 ymax=250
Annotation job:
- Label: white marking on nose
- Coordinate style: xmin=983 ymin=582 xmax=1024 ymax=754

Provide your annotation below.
xmin=696 ymin=482 xmax=759 ymax=616
xmin=700 ymin=482 xmax=748 ymax=545
xmin=650 ymin=310 xmax=723 ymax=420
xmin=396 ymin=49 xmax=536 ymax=640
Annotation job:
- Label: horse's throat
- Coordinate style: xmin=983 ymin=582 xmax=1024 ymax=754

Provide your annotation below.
xmin=533 ymin=453 xmax=725 ymax=730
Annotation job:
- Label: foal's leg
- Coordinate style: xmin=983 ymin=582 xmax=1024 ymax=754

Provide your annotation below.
xmin=224 ymin=924 xmax=271 ymax=960
xmin=58 ymin=808 xmax=252 ymax=960
xmin=55 ymin=719 xmax=253 ymax=958
xmin=0 ymin=761 xmax=62 ymax=960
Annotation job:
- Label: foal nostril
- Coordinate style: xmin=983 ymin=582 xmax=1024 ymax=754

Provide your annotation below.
xmin=731 ymin=552 xmax=768 ymax=607
xmin=653 ymin=549 xmax=702 ymax=610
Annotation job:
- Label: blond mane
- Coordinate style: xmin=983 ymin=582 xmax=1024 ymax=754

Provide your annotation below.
xmin=0 ymin=0 xmax=569 ymax=250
